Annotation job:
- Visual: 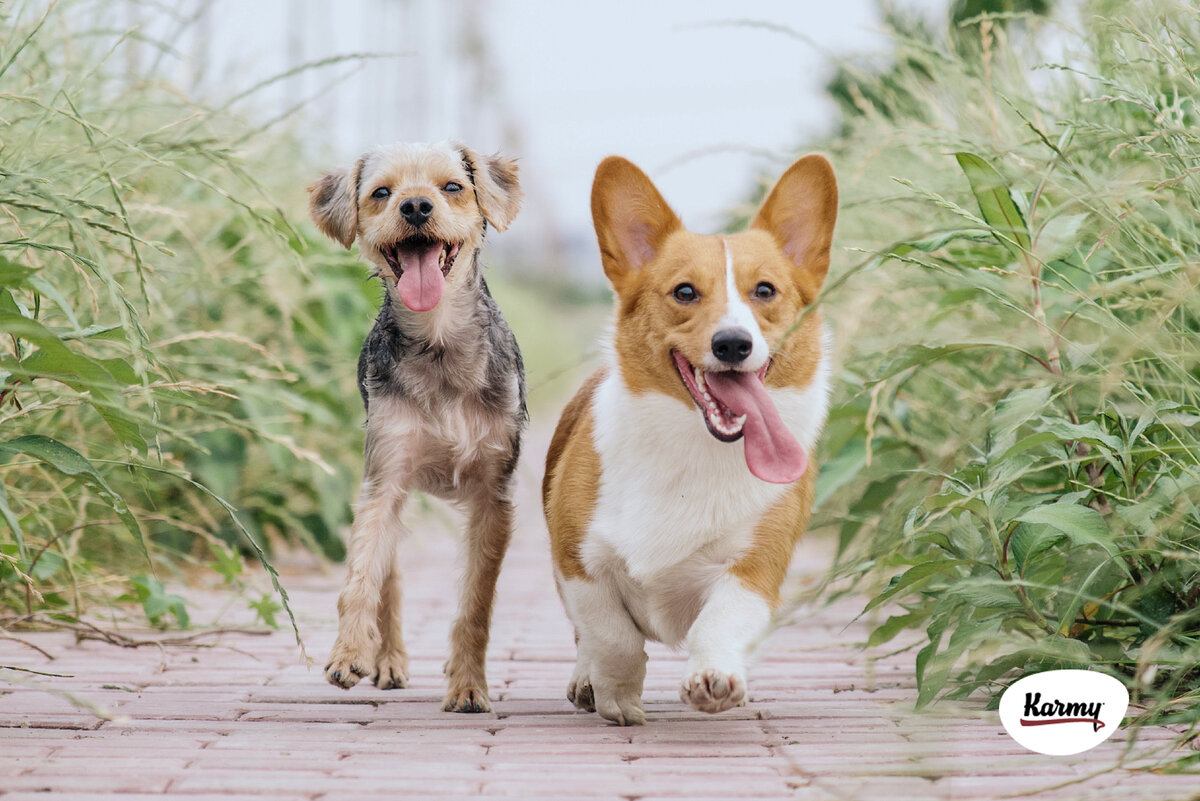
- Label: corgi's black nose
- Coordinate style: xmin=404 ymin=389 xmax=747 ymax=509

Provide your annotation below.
xmin=400 ymin=196 xmax=434 ymax=226
xmin=712 ymin=329 xmax=753 ymax=365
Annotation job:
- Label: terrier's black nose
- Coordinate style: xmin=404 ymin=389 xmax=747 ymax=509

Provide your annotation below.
xmin=712 ymin=329 xmax=753 ymax=365
xmin=400 ymin=196 xmax=434 ymax=226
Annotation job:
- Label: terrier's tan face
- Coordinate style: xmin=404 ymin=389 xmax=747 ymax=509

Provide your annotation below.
xmin=308 ymin=142 xmax=521 ymax=312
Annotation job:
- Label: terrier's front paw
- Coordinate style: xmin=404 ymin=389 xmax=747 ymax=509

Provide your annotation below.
xmin=442 ymin=684 xmax=492 ymax=713
xmin=373 ymin=650 xmax=409 ymax=690
xmin=325 ymin=641 xmax=372 ymax=689
xmin=681 ymin=669 xmax=746 ymax=714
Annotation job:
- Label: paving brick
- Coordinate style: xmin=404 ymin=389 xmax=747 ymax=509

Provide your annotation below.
xmin=1 ymin=466 xmax=1196 ymax=800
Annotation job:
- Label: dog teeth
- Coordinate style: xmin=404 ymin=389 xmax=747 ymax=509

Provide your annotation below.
xmin=438 ymin=248 xmax=446 ymax=268
xmin=708 ymin=410 xmax=747 ymax=436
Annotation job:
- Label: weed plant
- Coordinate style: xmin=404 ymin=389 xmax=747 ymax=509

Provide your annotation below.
xmin=807 ymin=0 xmax=1200 ymax=767
xmin=0 ymin=2 xmax=605 ymax=644
xmin=0 ymin=2 xmax=383 ymax=640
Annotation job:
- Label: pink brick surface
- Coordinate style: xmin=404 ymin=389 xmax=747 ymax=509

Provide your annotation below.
xmin=1 ymin=439 xmax=1195 ymax=800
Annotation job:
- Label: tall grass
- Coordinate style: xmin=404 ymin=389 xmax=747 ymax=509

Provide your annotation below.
xmin=0 ymin=2 xmax=608 ymax=643
xmin=807 ymin=0 xmax=1200 ymax=769
xmin=0 ymin=2 xmax=383 ymax=640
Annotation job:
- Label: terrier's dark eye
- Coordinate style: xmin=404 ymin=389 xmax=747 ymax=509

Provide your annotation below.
xmin=754 ymin=282 xmax=776 ymax=300
xmin=371 ymin=187 xmax=391 ymax=199
xmin=672 ymin=283 xmax=699 ymax=303
xmin=444 ymin=182 xmax=463 ymax=194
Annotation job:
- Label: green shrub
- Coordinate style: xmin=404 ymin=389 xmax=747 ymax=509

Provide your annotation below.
xmin=0 ymin=3 xmax=609 ymax=640
xmin=809 ymin=0 xmax=1200 ymax=760
xmin=0 ymin=2 xmax=379 ymax=638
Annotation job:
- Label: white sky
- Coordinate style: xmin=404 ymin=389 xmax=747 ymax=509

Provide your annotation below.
xmin=145 ymin=0 xmax=947 ymax=277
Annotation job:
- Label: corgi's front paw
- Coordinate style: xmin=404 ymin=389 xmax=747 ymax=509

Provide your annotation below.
xmin=567 ymin=676 xmax=596 ymax=712
xmin=567 ymin=660 xmax=596 ymax=712
xmin=681 ymin=669 xmax=746 ymax=714
xmin=325 ymin=640 xmax=373 ymax=689
xmin=594 ymin=684 xmax=645 ymax=726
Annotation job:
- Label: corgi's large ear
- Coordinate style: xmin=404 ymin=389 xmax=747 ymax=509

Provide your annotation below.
xmin=591 ymin=156 xmax=681 ymax=288
xmin=751 ymin=154 xmax=838 ymax=289
xmin=307 ymin=158 xmax=364 ymax=249
xmin=458 ymin=146 xmax=523 ymax=232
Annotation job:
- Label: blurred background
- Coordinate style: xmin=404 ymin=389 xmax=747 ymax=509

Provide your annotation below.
xmin=115 ymin=0 xmax=939 ymax=279
xmin=3 ymin=0 xmax=1199 ymax=758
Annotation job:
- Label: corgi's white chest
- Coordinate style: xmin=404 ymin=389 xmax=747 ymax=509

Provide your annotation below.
xmin=585 ymin=363 xmax=828 ymax=583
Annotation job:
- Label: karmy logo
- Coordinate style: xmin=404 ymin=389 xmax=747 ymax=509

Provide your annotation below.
xmin=999 ymin=669 xmax=1129 ymax=756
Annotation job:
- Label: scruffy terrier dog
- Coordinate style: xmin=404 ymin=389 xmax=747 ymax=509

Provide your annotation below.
xmin=308 ymin=141 xmax=525 ymax=713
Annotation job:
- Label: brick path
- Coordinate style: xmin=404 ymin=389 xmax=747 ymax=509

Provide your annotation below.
xmin=1 ymin=428 xmax=1197 ymax=800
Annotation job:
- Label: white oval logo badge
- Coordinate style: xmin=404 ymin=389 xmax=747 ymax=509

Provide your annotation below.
xmin=999 ymin=669 xmax=1129 ymax=755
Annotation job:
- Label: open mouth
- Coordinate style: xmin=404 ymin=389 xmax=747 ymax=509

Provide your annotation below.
xmin=671 ymin=350 xmax=762 ymax=442
xmin=383 ymin=237 xmax=461 ymax=279
xmin=670 ymin=349 xmax=808 ymax=484
xmin=381 ymin=237 xmax=462 ymax=312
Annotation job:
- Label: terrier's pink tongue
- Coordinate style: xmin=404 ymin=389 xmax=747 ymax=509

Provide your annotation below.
xmin=395 ymin=242 xmax=445 ymax=312
xmin=705 ymin=370 xmax=807 ymax=484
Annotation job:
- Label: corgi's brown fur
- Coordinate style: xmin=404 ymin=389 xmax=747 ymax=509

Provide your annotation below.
xmin=543 ymin=154 xmax=837 ymax=725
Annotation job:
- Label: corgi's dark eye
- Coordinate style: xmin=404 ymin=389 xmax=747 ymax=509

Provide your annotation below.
xmin=672 ymin=283 xmax=698 ymax=303
xmin=444 ymin=182 xmax=463 ymax=194
xmin=371 ymin=187 xmax=391 ymax=199
xmin=754 ymin=282 xmax=776 ymax=300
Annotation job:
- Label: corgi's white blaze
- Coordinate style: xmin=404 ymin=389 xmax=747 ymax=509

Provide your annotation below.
xmin=705 ymin=238 xmax=769 ymax=373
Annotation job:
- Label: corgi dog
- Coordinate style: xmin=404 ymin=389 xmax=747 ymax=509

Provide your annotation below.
xmin=542 ymin=154 xmax=837 ymax=725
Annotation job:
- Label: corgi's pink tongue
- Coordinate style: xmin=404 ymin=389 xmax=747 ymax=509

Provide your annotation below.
xmin=705 ymin=370 xmax=807 ymax=484
xmin=395 ymin=242 xmax=444 ymax=312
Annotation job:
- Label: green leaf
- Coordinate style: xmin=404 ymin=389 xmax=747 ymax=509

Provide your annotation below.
xmin=814 ymin=438 xmax=868 ymax=510
xmin=0 ymin=482 xmax=27 ymax=561
xmin=991 ymin=386 xmax=1055 ymax=439
xmin=0 ymin=436 xmax=148 ymax=567
xmin=29 ymin=550 xmax=64 ymax=581
xmin=26 ymin=273 xmax=81 ymax=330
xmin=917 ymin=618 xmax=1000 ymax=709
xmin=0 ymin=256 xmax=35 ymax=287
xmin=130 ymin=575 xmax=189 ymax=628
xmin=249 ymin=593 xmax=282 ymax=628
xmin=837 ymin=474 xmax=905 ymax=558
xmin=1039 ymin=419 xmax=1124 ymax=454
xmin=875 ymin=341 xmax=1046 ymax=382
xmin=1 ymin=310 xmax=146 ymax=450
xmin=1035 ymin=213 xmax=1087 ymax=262
xmin=955 ymin=152 xmax=1032 ymax=259
xmin=886 ymin=228 xmax=994 ymax=258
xmin=943 ymin=579 xmax=1025 ymax=610
xmin=1015 ymin=502 xmax=1116 ymax=558
xmin=1010 ymin=523 xmax=1065 ymax=577
xmin=923 ymin=490 xmax=990 ymax=520
xmin=1056 ymin=557 xmax=1116 ymax=636
xmin=993 ymin=431 xmax=1060 ymax=464
xmin=863 ymin=559 xmax=971 ymax=613
xmin=866 ymin=609 xmax=926 ymax=649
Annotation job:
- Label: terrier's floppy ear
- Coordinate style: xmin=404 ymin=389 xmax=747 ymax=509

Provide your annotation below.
xmin=457 ymin=146 xmax=523 ymax=232
xmin=307 ymin=158 xmax=364 ymax=249
xmin=591 ymin=156 xmax=682 ymax=289
xmin=750 ymin=154 xmax=838 ymax=290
